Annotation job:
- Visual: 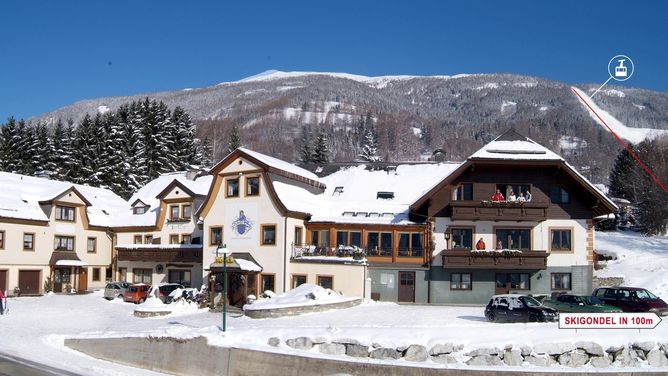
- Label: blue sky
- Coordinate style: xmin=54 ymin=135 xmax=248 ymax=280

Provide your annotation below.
xmin=1 ymin=0 xmax=666 ymax=121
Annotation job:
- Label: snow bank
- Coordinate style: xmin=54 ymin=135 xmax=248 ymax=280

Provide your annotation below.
xmin=244 ymin=284 xmax=355 ymax=311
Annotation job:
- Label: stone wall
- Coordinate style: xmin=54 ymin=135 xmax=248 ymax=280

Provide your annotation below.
xmin=243 ymin=298 xmax=361 ymax=319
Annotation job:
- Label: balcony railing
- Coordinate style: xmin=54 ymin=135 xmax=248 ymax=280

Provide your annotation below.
xmin=292 ymin=244 xmax=366 ymax=260
xmin=450 ymin=200 xmax=549 ymax=221
xmin=116 ymin=246 xmax=202 ymax=263
xmin=442 ymin=249 xmax=548 ymax=269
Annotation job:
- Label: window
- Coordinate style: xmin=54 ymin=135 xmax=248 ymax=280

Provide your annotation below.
xmin=336 ymin=231 xmax=347 ymax=246
xmin=92 ymin=268 xmax=101 ymax=282
xmin=169 ymin=270 xmax=192 ymax=287
xmin=23 ymin=233 xmax=35 ymax=250
xmin=87 ymin=237 xmax=96 ymax=253
xmin=292 ymin=274 xmax=307 ymax=288
xmin=246 ymin=177 xmax=260 ymax=196
xmin=133 ymin=206 xmax=147 ymax=215
xmin=495 ymin=229 xmax=531 ymax=250
xmin=261 ymin=225 xmax=276 ymax=245
xmin=169 ymin=234 xmax=179 ymax=244
xmin=550 ymin=186 xmax=570 ymax=204
xmin=317 ymin=275 xmax=333 ymax=290
xmin=380 ymin=232 xmax=393 ymax=256
xmin=398 ymin=232 xmax=424 ymax=257
xmin=144 ymin=235 xmax=153 ymax=244
xmin=455 ymin=183 xmax=473 ymax=200
xmin=55 ymin=205 xmax=75 ymax=221
xmin=181 ymin=234 xmax=191 ymax=244
xmin=133 ymin=268 xmax=152 ymax=284
xmin=550 ymin=229 xmax=572 ymax=251
xmin=54 ymin=236 xmax=74 ymax=251
xmin=333 ymin=186 xmax=344 ymax=196
xmin=106 ymin=267 xmax=113 ymax=282
xmin=350 ymin=232 xmax=361 ymax=247
xmin=310 ymin=230 xmax=329 ymax=247
xmin=451 ymin=273 xmax=472 ymax=290
xmin=133 ymin=235 xmax=142 ymax=244
xmin=210 ymin=227 xmax=223 ymax=246
xmin=451 ymin=228 xmax=473 ymax=249
xmin=226 ymin=178 xmax=239 ymax=197
xmin=551 ymin=273 xmax=571 ymax=290
xmin=0 ymin=231 xmax=4 ymax=249
xmin=182 ymin=205 xmax=191 ymax=219
xmin=376 ymin=191 xmax=394 ymax=199
xmin=170 ymin=205 xmax=180 ymax=220
xmin=294 ymin=227 xmax=303 ymax=246
xmin=261 ymin=274 xmax=275 ymax=292
xmin=496 ymin=184 xmax=531 ymax=199
xmin=509 ymin=273 xmax=530 ymax=289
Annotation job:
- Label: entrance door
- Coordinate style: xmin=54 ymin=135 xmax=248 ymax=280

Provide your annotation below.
xmin=18 ymin=270 xmax=40 ymax=295
xmin=0 ymin=270 xmax=7 ymax=294
xmin=53 ymin=268 xmax=72 ymax=293
xmin=79 ymin=268 xmax=88 ymax=292
xmin=398 ymin=271 xmax=415 ymax=302
xmin=495 ymin=273 xmax=509 ymax=295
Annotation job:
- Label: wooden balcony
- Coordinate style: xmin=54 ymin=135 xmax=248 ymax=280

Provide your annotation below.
xmin=450 ymin=201 xmax=549 ymax=221
xmin=116 ymin=246 xmax=202 ymax=263
xmin=442 ymin=249 xmax=548 ymax=269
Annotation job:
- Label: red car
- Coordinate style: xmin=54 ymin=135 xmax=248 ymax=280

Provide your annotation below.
xmin=123 ymin=284 xmax=151 ymax=304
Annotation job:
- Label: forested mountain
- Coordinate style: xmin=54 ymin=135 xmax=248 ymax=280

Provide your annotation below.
xmin=28 ymin=70 xmax=668 ymax=184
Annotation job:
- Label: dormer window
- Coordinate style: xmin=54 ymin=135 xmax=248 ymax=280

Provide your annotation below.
xmin=170 ymin=205 xmax=180 ymax=220
xmin=376 ymin=191 xmax=394 ymax=200
xmin=182 ymin=204 xmax=192 ymax=219
xmin=333 ymin=186 xmax=344 ymax=196
xmin=55 ymin=206 xmax=75 ymax=222
xmin=133 ymin=206 xmax=147 ymax=215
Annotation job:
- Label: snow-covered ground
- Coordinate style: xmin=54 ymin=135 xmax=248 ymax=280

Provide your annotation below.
xmin=1 ymin=231 xmax=667 ymax=374
xmin=244 ymin=283 xmax=356 ymax=311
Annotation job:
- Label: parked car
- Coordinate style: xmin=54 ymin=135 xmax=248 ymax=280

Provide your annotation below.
xmin=103 ymin=281 xmax=131 ymax=300
xmin=157 ymin=283 xmax=184 ymax=303
xmin=485 ymin=294 xmax=558 ymax=323
xmin=123 ymin=284 xmax=151 ymax=304
xmin=542 ymin=294 xmax=622 ymax=313
xmin=592 ymin=286 xmax=668 ymax=316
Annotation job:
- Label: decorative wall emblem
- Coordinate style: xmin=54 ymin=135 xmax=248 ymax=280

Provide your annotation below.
xmin=232 ymin=210 xmax=253 ymax=236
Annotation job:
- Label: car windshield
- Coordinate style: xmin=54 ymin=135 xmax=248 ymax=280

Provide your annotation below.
xmin=634 ymin=290 xmax=658 ymax=300
xmin=520 ymin=296 xmax=541 ymax=307
xmin=584 ymin=296 xmax=603 ymax=305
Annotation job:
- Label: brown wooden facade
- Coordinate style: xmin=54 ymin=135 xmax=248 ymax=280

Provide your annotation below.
xmin=442 ymin=249 xmax=548 ymax=269
xmin=116 ymin=247 xmax=202 ymax=263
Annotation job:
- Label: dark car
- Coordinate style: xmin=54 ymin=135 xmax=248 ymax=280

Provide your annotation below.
xmin=592 ymin=286 xmax=668 ymax=316
xmin=543 ymin=294 xmax=622 ymax=313
xmin=157 ymin=283 xmax=184 ymax=303
xmin=485 ymin=294 xmax=558 ymax=323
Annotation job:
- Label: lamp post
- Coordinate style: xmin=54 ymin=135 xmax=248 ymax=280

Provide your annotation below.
xmin=217 ymin=243 xmax=231 ymax=332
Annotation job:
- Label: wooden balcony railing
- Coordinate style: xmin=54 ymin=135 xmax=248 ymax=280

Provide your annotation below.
xmin=450 ymin=201 xmax=549 ymax=221
xmin=117 ymin=247 xmax=202 ymax=263
xmin=442 ymin=249 xmax=548 ymax=269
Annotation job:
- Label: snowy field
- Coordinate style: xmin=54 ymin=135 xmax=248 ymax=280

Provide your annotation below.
xmin=0 ymin=230 xmax=667 ymax=375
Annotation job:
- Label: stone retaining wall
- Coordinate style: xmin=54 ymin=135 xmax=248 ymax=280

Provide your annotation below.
xmin=243 ymin=298 xmax=362 ymax=319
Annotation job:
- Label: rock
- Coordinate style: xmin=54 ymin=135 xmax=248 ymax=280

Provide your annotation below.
xmin=319 ymin=343 xmax=346 ymax=355
xmin=431 ymin=354 xmax=457 ymax=364
xmin=454 ymin=344 xmax=464 ymax=351
xmin=589 ymin=356 xmax=611 ymax=368
xmin=371 ymin=342 xmax=383 ymax=349
xmin=558 ymin=350 xmax=588 ymax=367
xmin=466 ymin=355 xmax=503 ymax=366
xmin=647 ymin=348 xmax=668 ymax=367
xmin=395 ymin=345 xmax=408 ymax=352
xmin=534 ymin=342 xmax=575 ymax=356
xmin=575 ymin=341 xmax=604 ymax=356
xmin=285 ymin=337 xmax=313 ymax=350
xmin=525 ymin=355 xmax=556 ymax=367
xmin=465 ymin=347 xmax=501 ymax=357
xmin=369 ymin=347 xmax=401 ymax=360
xmin=661 ymin=343 xmax=668 ymax=354
xmin=503 ymin=349 xmax=523 ymax=366
xmin=635 ymin=349 xmax=647 ymax=361
xmin=333 ymin=338 xmax=360 ymax=345
xmin=312 ymin=337 xmax=327 ymax=345
xmin=606 ymin=345 xmax=624 ymax=354
xmin=345 ymin=344 xmax=369 ymax=358
xmin=430 ymin=343 xmax=455 ymax=355
xmin=267 ymin=337 xmax=280 ymax=347
xmin=633 ymin=341 xmax=656 ymax=352
xmin=404 ymin=345 xmax=428 ymax=362
xmin=504 ymin=344 xmax=513 ymax=351
xmin=613 ymin=347 xmax=640 ymax=368
xmin=520 ymin=346 xmax=532 ymax=356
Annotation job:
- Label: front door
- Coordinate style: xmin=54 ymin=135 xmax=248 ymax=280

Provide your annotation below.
xmin=495 ymin=273 xmax=509 ymax=295
xmin=0 ymin=270 xmax=7 ymax=295
xmin=398 ymin=271 xmax=415 ymax=303
xmin=53 ymin=268 xmax=72 ymax=293
xmin=79 ymin=268 xmax=88 ymax=292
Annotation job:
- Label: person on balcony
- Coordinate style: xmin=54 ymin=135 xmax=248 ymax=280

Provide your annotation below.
xmin=491 ymin=189 xmax=505 ymax=202
xmin=497 ymin=240 xmax=504 ymax=250
xmin=475 ymin=238 xmax=486 ymax=250
xmin=525 ymin=190 xmax=532 ymax=202
xmin=507 ymin=190 xmax=517 ymax=202
xmin=517 ymin=192 xmax=527 ymax=202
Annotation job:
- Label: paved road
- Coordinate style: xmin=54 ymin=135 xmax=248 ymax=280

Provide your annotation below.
xmin=0 ymin=353 xmax=80 ymax=376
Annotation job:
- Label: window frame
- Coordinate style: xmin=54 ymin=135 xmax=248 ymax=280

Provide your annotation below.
xmin=144 ymin=235 xmax=153 ymax=244
xmin=550 ymin=186 xmax=571 ymax=204
xmin=261 ymin=224 xmax=277 ymax=246
xmin=226 ymin=178 xmax=240 ymax=198
xmin=133 ymin=235 xmax=143 ymax=244
xmin=169 ymin=205 xmax=180 ymax=220
xmin=92 ymin=267 xmax=101 ymax=282
xmin=317 ymin=275 xmax=334 ymax=290
xmin=455 ymin=183 xmax=473 ymax=201
xmin=210 ymin=226 xmax=223 ymax=246
xmin=294 ymin=226 xmax=303 ymax=246
xmin=549 ymin=227 xmax=573 ymax=252
xmin=54 ymin=235 xmax=75 ymax=251
xmin=450 ymin=227 xmax=474 ymax=250
xmin=55 ymin=205 xmax=76 ymax=222
xmin=133 ymin=268 xmax=152 ymax=284
xmin=551 ymin=273 xmax=572 ymax=290
xmin=0 ymin=230 xmax=4 ymax=249
xmin=181 ymin=204 xmax=192 ymax=219
xmin=494 ymin=227 xmax=532 ymax=251
xmin=87 ymin=237 xmax=97 ymax=253
xmin=260 ymin=273 xmax=275 ymax=292
xmin=292 ymin=274 xmax=307 ymax=289
xmin=246 ymin=176 xmax=260 ymax=196
xmin=169 ymin=234 xmax=180 ymax=244
xmin=450 ymin=272 xmax=472 ymax=290
xmin=181 ymin=234 xmax=192 ymax=244
xmin=23 ymin=233 xmax=35 ymax=251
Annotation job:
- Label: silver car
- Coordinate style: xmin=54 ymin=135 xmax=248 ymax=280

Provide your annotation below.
xmin=104 ymin=282 xmax=131 ymax=300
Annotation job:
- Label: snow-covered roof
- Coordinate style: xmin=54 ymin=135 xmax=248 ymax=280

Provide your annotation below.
xmin=0 ymin=171 xmax=127 ymax=226
xmin=238 ymin=147 xmax=322 ymax=184
xmin=113 ymin=172 xmax=212 ymax=227
xmin=469 ymin=138 xmax=562 ymax=161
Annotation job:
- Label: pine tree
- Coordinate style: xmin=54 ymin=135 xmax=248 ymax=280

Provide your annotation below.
xmin=196 ymin=136 xmax=213 ymax=167
xmin=0 ymin=117 xmax=20 ymax=172
xmin=359 ymin=127 xmax=381 ymax=162
xmin=171 ymin=106 xmax=198 ymax=169
xmin=298 ymin=126 xmax=312 ymax=163
xmin=609 ymin=145 xmax=637 ymax=200
xmin=312 ymin=131 xmax=330 ymax=164
xmin=62 ymin=120 xmax=78 ymax=182
xmin=227 ymin=124 xmax=241 ymax=154
xmin=15 ymin=121 xmax=36 ymax=175
xmin=34 ymin=122 xmax=57 ymax=176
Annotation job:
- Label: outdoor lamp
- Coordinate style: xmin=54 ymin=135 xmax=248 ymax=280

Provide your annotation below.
xmin=217 ymin=243 xmax=231 ymax=332
xmin=444 ymin=232 xmax=450 ymax=240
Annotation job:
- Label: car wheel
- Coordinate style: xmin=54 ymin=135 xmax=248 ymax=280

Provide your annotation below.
xmin=138 ymin=298 xmax=145 ymax=304
xmin=105 ymin=297 xmax=112 ymax=301
xmin=118 ymin=294 xmax=123 ymax=299
xmin=486 ymin=311 xmax=496 ymax=322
